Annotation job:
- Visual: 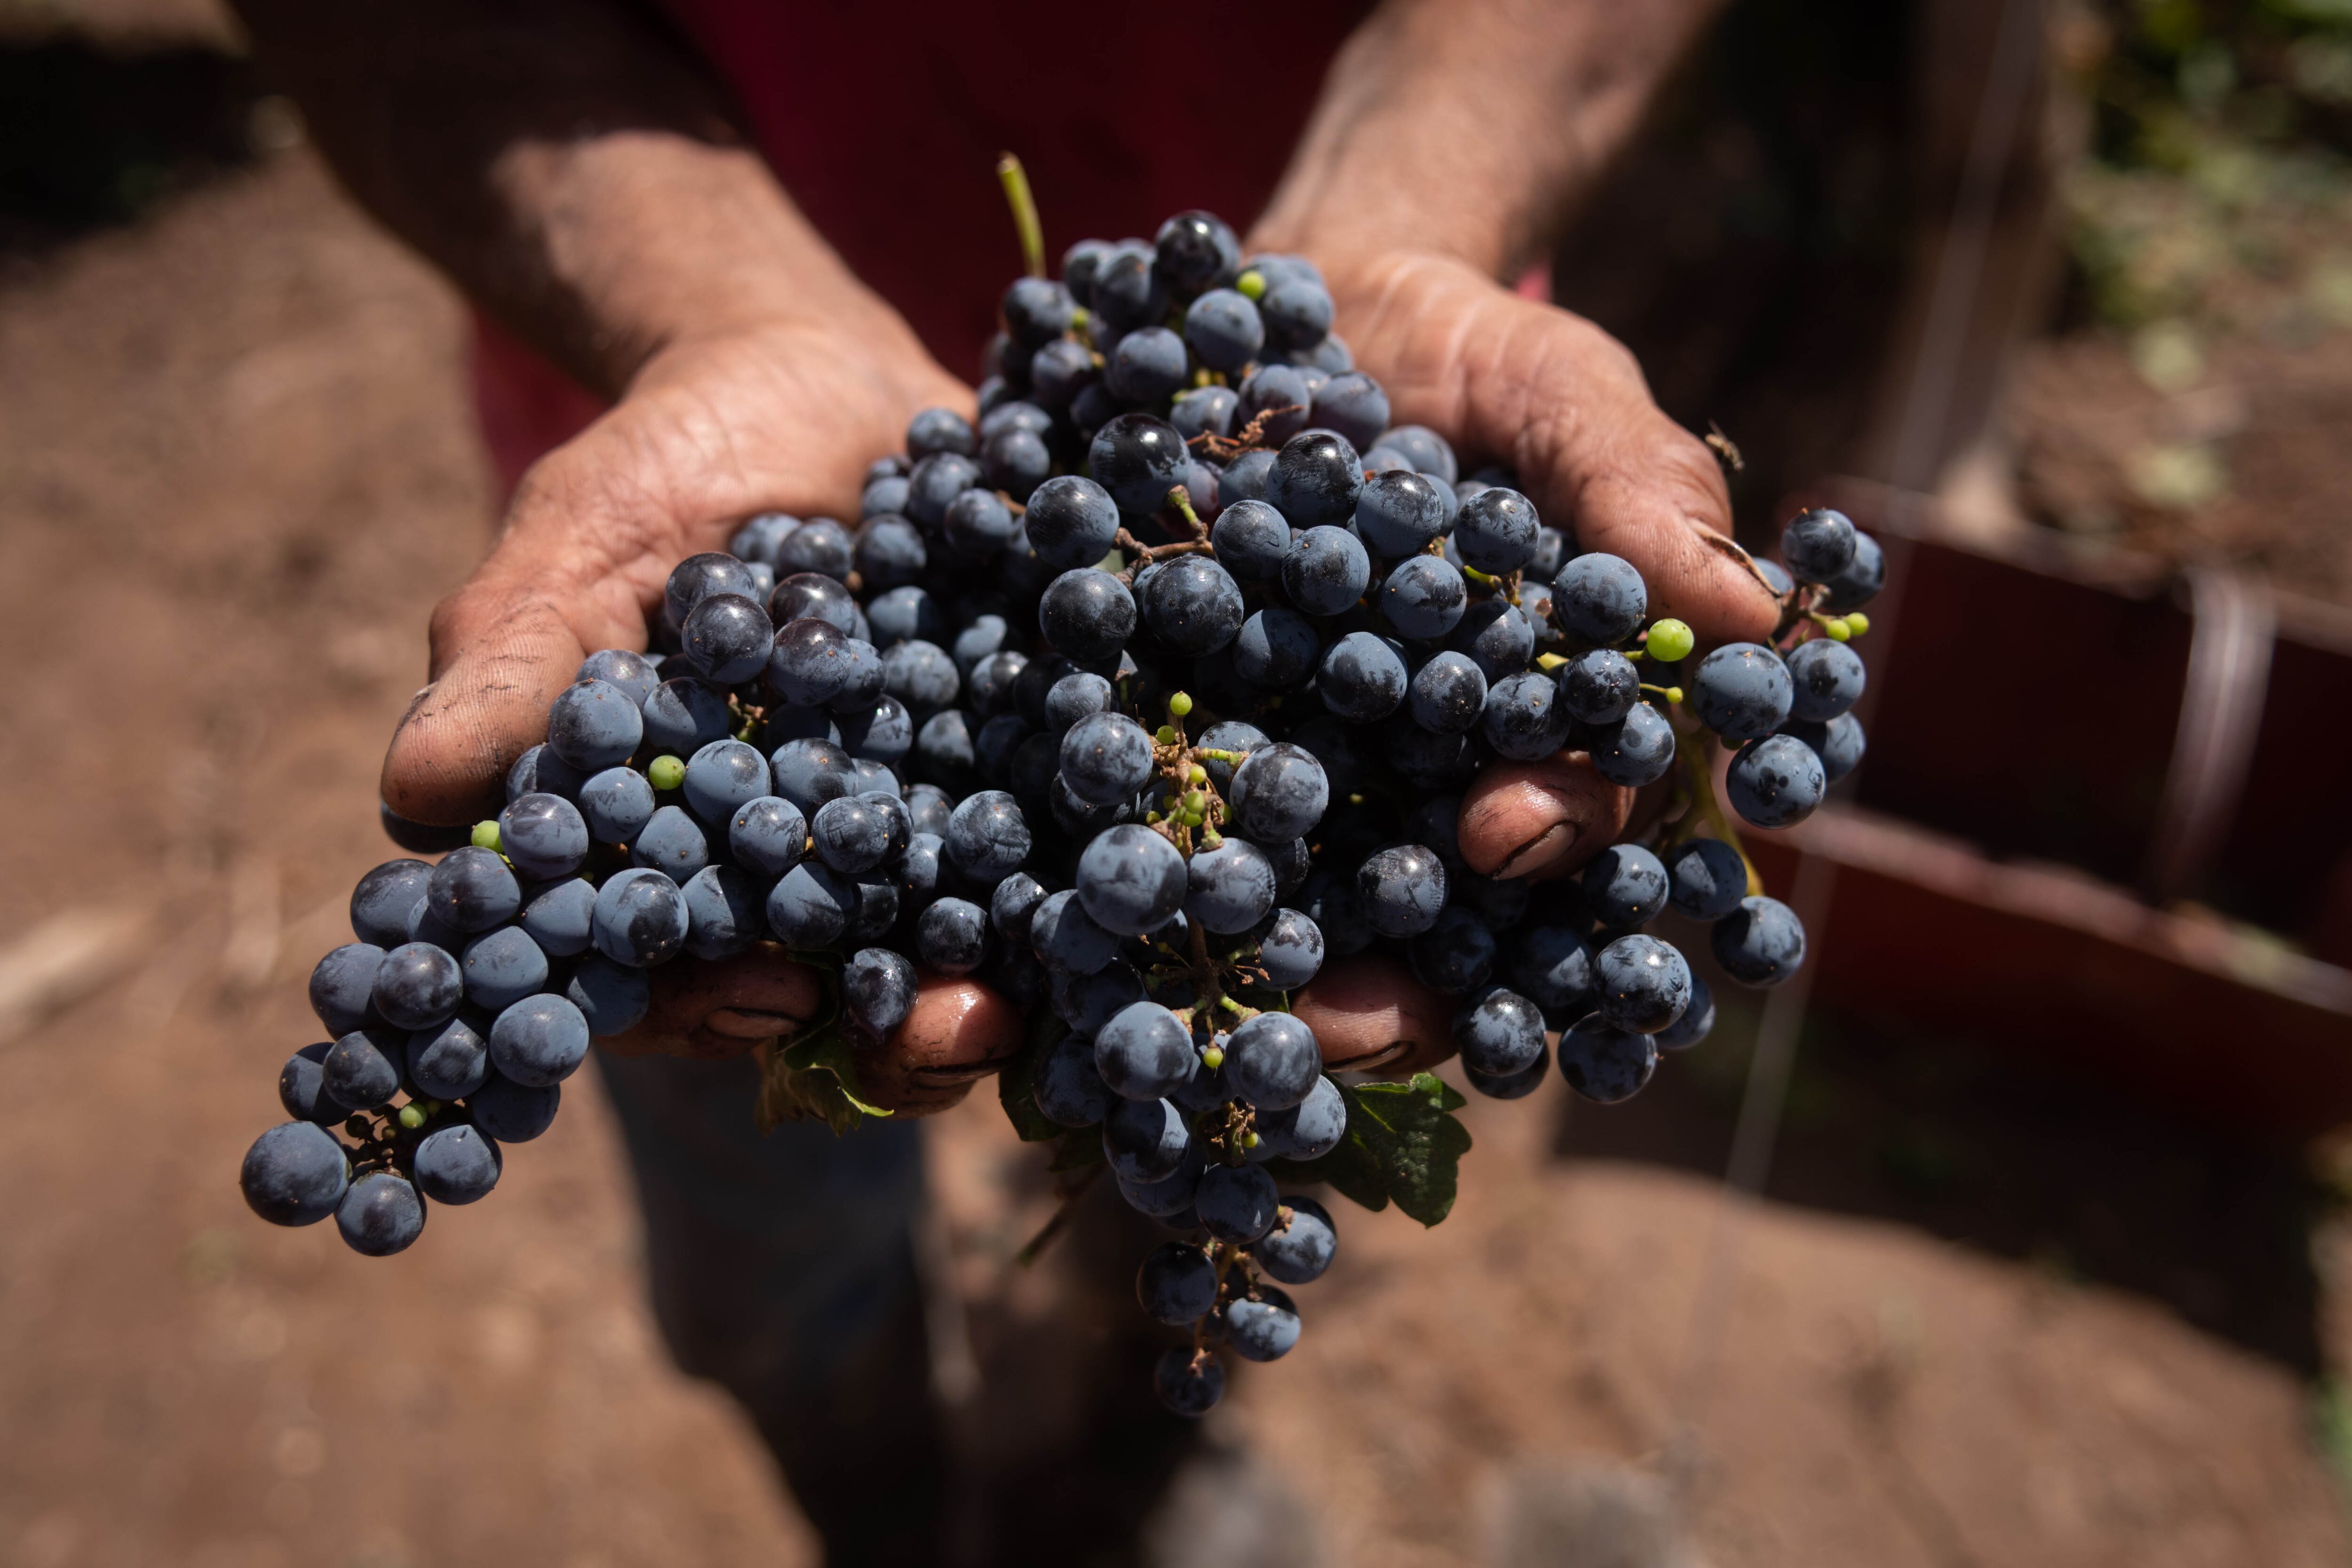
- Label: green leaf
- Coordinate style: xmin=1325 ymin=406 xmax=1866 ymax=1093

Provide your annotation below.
xmin=1267 ymin=1073 xmax=1471 ymax=1226
xmin=997 ymin=1007 xmax=1072 ymax=1144
xmin=752 ymin=962 xmax=889 ymax=1138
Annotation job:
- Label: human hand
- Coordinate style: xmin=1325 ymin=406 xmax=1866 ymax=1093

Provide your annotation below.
xmin=385 ymin=316 xmax=1023 ymax=1106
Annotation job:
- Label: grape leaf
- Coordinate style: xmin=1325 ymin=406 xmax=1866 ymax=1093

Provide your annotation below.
xmin=757 ymin=1022 xmax=892 ymax=1137
xmin=1269 ymin=1073 xmax=1471 ymax=1226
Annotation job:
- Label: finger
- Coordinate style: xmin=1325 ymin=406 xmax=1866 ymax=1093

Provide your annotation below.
xmin=1293 ymin=956 xmax=1455 ymax=1076
xmin=597 ymin=946 xmax=826 ymax=1060
xmin=1457 ymin=755 xmax=1634 ymax=881
xmin=851 ymin=974 xmax=1025 ymax=1116
xmin=1332 ymin=253 xmax=1780 ymax=645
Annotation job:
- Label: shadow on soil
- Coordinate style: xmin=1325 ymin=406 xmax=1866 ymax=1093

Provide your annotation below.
xmin=1559 ymin=1002 xmax=2333 ymax=1376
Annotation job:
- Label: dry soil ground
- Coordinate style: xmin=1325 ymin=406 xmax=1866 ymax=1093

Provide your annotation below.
xmin=0 ymin=77 xmax=2348 ymax=1568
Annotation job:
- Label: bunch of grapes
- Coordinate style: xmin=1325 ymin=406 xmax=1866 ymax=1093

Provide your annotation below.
xmin=236 ymin=205 xmax=1883 ymax=1417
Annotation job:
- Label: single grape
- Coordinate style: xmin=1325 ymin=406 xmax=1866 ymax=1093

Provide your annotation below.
xmin=1184 ymin=838 xmax=1276 ymax=935
xmin=764 ymin=860 xmax=857 ymax=948
xmin=1786 ymin=637 xmax=1866 ymax=722
xmin=1103 ymin=1096 xmax=1194 ymax=1183
xmin=323 ymin=1024 xmax=405 ymax=1110
xmin=679 ymin=864 xmax=763 ymax=960
xmin=1224 ymin=1012 xmax=1321 ymax=1111
xmin=278 ymin=1042 xmax=343 ymax=1125
xmin=1712 ymin=895 xmax=1806 ymax=986
xmin=1251 ymin=907 xmax=1324 ymax=991
xmin=591 ymin=867 xmax=689 ymax=967
xmin=1380 ymin=555 xmax=1468 ymax=640
xmin=664 ymin=552 xmax=757 ymax=631
xmin=1095 ymin=1001 xmax=1197 ymax=1101
xmin=1032 ymin=1028 xmax=1114 ymax=1128
xmin=942 ymin=789 xmax=1031 ymax=881
xmin=1464 ymin=1044 xmax=1551 ymax=1100
xmin=1550 ymin=553 xmax=1648 ymax=646
xmin=1353 ymin=468 xmax=1446 ymax=556
xmin=1658 ymin=975 xmax=1716 ymax=1050
xmin=1055 ymin=960 xmax=1147 ymax=1040
xmin=1588 ymin=702 xmax=1678 ymax=787
xmin=1822 ymin=531 xmax=1884 ymax=612
xmin=1317 ymin=631 xmax=1407 ymax=722
xmin=1089 ymin=413 xmax=1189 ymax=517
xmin=427 ymin=845 xmax=521 ymax=933
xmin=491 ymin=792 xmax=585 ymax=882
xmin=1645 ymin=618 xmax=1697 ymax=664
xmin=640 ymin=677 xmax=735 ymax=757
xmin=1141 ymin=556 xmax=1246 ymax=655
xmin=406 ymin=1011 xmax=491 ymax=1100
xmin=1594 ymin=933 xmax=1692 ymax=1033
xmin=1135 ymin=1243 xmax=1222 ymax=1334
xmin=1183 ymin=287 xmax=1263 ymax=373
xmin=412 ymin=1123 xmax=502 ymax=1205
xmin=767 ymin=571 xmax=859 ymax=635
xmin=547 ymin=678 xmax=645 ymax=770
xmin=1510 ymin=926 xmax=1596 ymax=1018
xmin=1041 ymin=673 xmax=1116 ymax=735
xmin=1452 ymin=486 xmax=1538 ymax=572
xmin=1232 ymin=606 xmax=1321 ymax=692
xmin=630 ymin=804 xmax=710 ymax=879
xmin=1781 ymin=712 xmax=1866 ymax=783
xmin=1197 ymin=1162 xmax=1281 ymax=1243
xmin=1581 ymin=844 xmax=1669 ymax=928
xmin=1450 ymin=599 xmax=1534 ymax=682
xmin=1408 ymin=906 xmax=1497 ymax=994
xmin=1075 ymin=823 xmax=1187 ymax=936
xmin=372 ymin=941 xmax=463 ymax=1031
xmin=1690 ymin=643 xmax=1793 ymax=740
xmin=309 ymin=942 xmax=384 ymax=1036
xmin=1238 ymin=363 xmax=1314 ymax=448
xmin=1665 ymin=836 xmax=1748 ymax=920
xmin=1153 ymin=1346 xmax=1225 ymax=1417
xmin=458 ymin=925 xmax=548 ymax=1012
xmin=915 ymin=897 xmax=990 ymax=974
xmin=1266 ymin=430 xmax=1362 ymax=530
xmin=507 ymin=743 xmax=586 ymax=804
xmin=681 ymin=592 xmax=774 ymax=685
xmin=1557 ymin=647 xmax=1640 ymax=725
xmin=1252 ymin=1196 xmax=1337 ymax=1285
xmin=1310 ymin=370 xmax=1390 ymax=452
xmin=1780 ymin=506 xmax=1858 ymax=583
xmin=1356 ymin=844 xmax=1448 ymax=937
xmin=1219 ymin=448 xmax=1278 ymax=508
xmin=730 ymin=512 xmax=799 ymax=566
xmin=240 ymin=1121 xmax=349 ymax=1226
xmin=564 ymin=954 xmax=651 ymax=1036
xmin=1375 ymin=424 xmax=1458 ymax=483
xmin=1482 ymin=670 xmax=1575 ymax=761
xmin=1038 ymin=568 xmax=1136 ymax=663
xmin=578 ymin=647 xmax=662 ymax=706
xmin=1032 ymin=888 xmax=1121 ymax=976
xmin=1727 ymin=733 xmax=1827 ymax=829
xmin=336 ymin=1171 xmax=427 ymax=1257
xmin=350 ymin=860 xmax=430 ymax=948
xmin=576 ymin=766 xmax=655 ymax=845
xmin=766 ymin=736 xmax=859 ymax=818
xmin=468 ymin=1072 xmax=561 ymax=1142
xmin=1058 ymin=712 xmax=1155 ymax=806
xmin=488 ymin=993 xmax=590 ymax=1087
xmin=1222 ymin=1286 xmax=1301 ymax=1363
xmin=1557 ymin=1016 xmax=1660 ymax=1103
xmin=835 ymin=947 xmax=916 ymax=1039
xmin=1255 ymin=1076 xmax=1345 ymax=1161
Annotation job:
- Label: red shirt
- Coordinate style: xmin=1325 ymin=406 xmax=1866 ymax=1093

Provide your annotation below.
xmin=474 ymin=0 xmax=1370 ymax=489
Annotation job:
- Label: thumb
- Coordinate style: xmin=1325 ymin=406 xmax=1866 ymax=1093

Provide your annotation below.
xmin=1456 ymin=755 xmax=1634 ymax=882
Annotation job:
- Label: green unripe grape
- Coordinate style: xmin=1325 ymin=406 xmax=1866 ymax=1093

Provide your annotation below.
xmin=647 ymin=755 xmax=686 ymax=790
xmin=397 ymin=1104 xmax=426 ymax=1130
xmin=1822 ymin=617 xmax=1852 ymax=643
xmin=1645 ymin=618 xmax=1696 ymax=664
xmin=1845 ymin=611 xmax=1872 ymax=637
xmin=1236 ymin=270 xmax=1266 ymax=301
xmin=1186 ymin=763 xmax=1208 ymax=785
xmin=1156 ymin=725 xmax=1179 ymax=745
xmin=1168 ymin=691 xmax=1194 ymax=718
xmin=471 ymin=820 xmax=501 ymax=852
xmin=1201 ymin=1045 xmax=1226 ymax=1071
xmin=1240 ymin=1131 xmax=1261 ymax=1151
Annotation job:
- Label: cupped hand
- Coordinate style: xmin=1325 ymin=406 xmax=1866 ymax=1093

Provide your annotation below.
xmin=1279 ymin=248 xmax=1784 ymax=1074
xmin=387 ymin=313 xmax=1026 ymax=1104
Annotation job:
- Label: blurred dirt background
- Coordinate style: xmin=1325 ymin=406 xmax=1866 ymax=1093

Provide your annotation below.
xmin=3 ymin=2 xmax=2351 ymax=1566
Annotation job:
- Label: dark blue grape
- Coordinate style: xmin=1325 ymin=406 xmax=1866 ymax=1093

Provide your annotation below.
xmin=640 ymin=677 xmax=733 ymax=757
xmin=1783 ymin=713 xmax=1866 ymax=783
xmin=1137 ymin=1242 xmax=1219 ymax=1325
xmin=1055 ymin=960 xmax=1147 ymax=1041
xmin=730 ymin=514 xmax=798 ymax=568
xmin=1712 ymin=895 xmax=1805 ymax=986
xmin=664 ymin=552 xmax=757 ymax=631
xmin=350 ymin=861 xmax=429 ymax=948
xmin=1727 ymin=733 xmax=1827 ymax=828
xmin=767 ymin=571 xmax=859 ymax=635
xmin=1196 ymin=1162 xmax=1281 ymax=1242
xmin=1153 ymin=1346 xmax=1225 ymax=1417
xmin=460 ymin=925 xmax=548 ymax=1012
xmin=966 ymin=649 xmax=1028 ymax=721
xmin=1594 ymin=933 xmax=1692 ymax=1033
xmin=678 ymin=864 xmax=762 ymax=960
xmin=1141 ymin=556 xmax=1245 ymax=655
xmin=373 ymin=941 xmax=463 ymax=1030
xmin=1822 ymin=531 xmax=1883 ymax=612
xmin=1558 ymin=1016 xmax=1659 ymax=1103
xmin=1104 ymin=1095 xmax=1193 ymax=1183
xmin=1588 ymin=702 xmax=1677 ymax=787
xmin=488 ymin=993 xmax=589 ymax=1087
xmin=863 ymin=477 xmax=910 ymax=519
xmin=1104 ymin=325 xmax=1185 ymax=405
xmin=809 ymin=795 xmax=892 ymax=874
xmin=325 ymin=1026 xmax=405 ymax=1109
xmin=1482 ymin=670 xmax=1574 ymax=760
xmin=1780 ymin=506 xmax=1858 ymax=583
xmin=1089 ymin=412 xmax=1189 ymax=517
xmin=1058 ymin=712 xmax=1155 ymax=806
xmin=1184 ymin=838 xmax=1275 ymax=934
xmin=1551 ymin=553 xmax=1647 ymax=645
xmin=546 ymin=678 xmax=644 ymax=770
xmin=591 ymin=867 xmax=687 ymax=966
xmin=577 ymin=766 xmax=656 ymax=845
xmin=1254 ymin=907 xmax=1324 ymax=990
xmin=1266 ymin=430 xmax=1362 ymax=530
xmin=411 ymin=1124 xmax=501 ymax=1206
xmin=1224 ymin=1011 xmax=1319 ymax=1111
xmin=1025 ymin=1029 xmax=1111 ymax=1132
xmin=761 ymin=860 xmax=853 ymax=947
xmin=903 ymin=406 xmax=974 ymax=461
xmin=902 ymin=454 xmax=979 ymax=534
xmin=837 ymin=696 xmax=913 ymax=765
xmin=766 ymin=736 xmax=858 ymax=817
xmin=1222 ymin=1286 xmax=1301 ymax=1363
xmin=336 ymin=1171 xmax=426 ymax=1256
xmin=723 ymin=796 xmax=804 ymax=878
xmin=1252 ymin=1195 xmax=1336 ymax=1284
xmin=1170 ymin=385 xmax=1239 ymax=444
xmin=1380 ymin=555 xmax=1467 ymax=640
xmin=866 ymin=585 xmax=945 ymax=648
xmin=1238 ymin=363 xmax=1313 ymax=447
xmin=1219 ymin=448 xmax=1277 ymax=509
xmin=469 ymin=1073 xmax=561 ymax=1141
xmin=980 ymin=426 xmax=1051 ymax=500
xmin=309 ymin=942 xmax=384 ymax=1036
xmin=1254 ymin=1077 xmax=1344 ymax=1162
xmin=1453 ymin=986 xmax=1545 ymax=1077
xmin=1279 ymin=526 xmax=1370 ymax=618
xmin=1665 ymin=836 xmax=1748 ymax=920
xmin=520 ymin=874 xmax=595 ymax=960
xmin=1314 ymin=631 xmax=1406 ymax=721
xmin=1038 ymin=568 xmax=1136 ymax=663
xmin=1032 ymin=888 xmax=1120 ymax=976
xmin=1356 ymin=844 xmax=1447 ymax=937
xmin=1022 ymin=476 xmax=1119 ymax=572
xmin=914 ymin=897 xmax=989 ymax=975
xmin=844 ymin=515 xmax=924 ymax=587
xmin=944 ymin=789 xmax=1031 ymax=880
xmin=1076 ymin=823 xmax=1187 ymax=935
xmin=1786 ymin=638 xmax=1865 ymax=722
xmin=1002 ymin=275 xmax=1074 ymax=348
xmin=1406 ymin=650 xmax=1486 ymax=735
xmin=1581 ymin=844 xmax=1669 ymax=928
xmin=1040 ymin=672 xmax=1113 ymax=734
xmin=278 ymin=1042 xmax=343 ymax=1126
xmin=881 ymin=639 xmax=960 ymax=714
xmin=1094 ymin=1002 xmax=1195 ymax=1101
xmin=1209 ymin=501 xmax=1290 ymax=586
xmin=1558 ymin=647 xmax=1639 ymax=725
xmin=1657 ymin=975 xmax=1715 ymax=1050
xmin=941 ymin=488 xmax=1017 ymax=558
xmin=492 ymin=792 xmax=584 ymax=882
xmin=565 ymin=954 xmax=650 ymax=1036
xmin=239 ymin=1122 xmax=349 ymax=1226
xmin=682 ymin=592 xmax=775 ymax=685
xmin=1377 ymin=424 xmax=1458 ymax=484
xmin=836 ymin=947 xmax=915 ymax=1040
xmin=1449 ymin=599 xmax=1534 ymax=682
xmin=1408 ymin=906 xmax=1496 ymax=994
xmin=1309 ymin=371 xmax=1389 ymax=452
xmin=407 ymin=1012 xmax=490 ymax=1100
xmin=1258 ymin=272 xmax=1333 ymax=350
xmin=1691 ymin=643 xmax=1793 ymax=740
xmin=1154 ymin=209 xmax=1240 ymax=291
xmin=1464 ymin=1046 xmax=1551 ymax=1100
xmin=630 ymin=804 xmax=708 ymax=879
xmin=1452 ymin=486 xmax=1538 ymax=572
xmin=1228 ymin=743 xmax=1328 ymax=842
xmin=427 ymin=846 xmax=521 ymax=934
xmin=507 ymin=744 xmax=586 ymax=804
xmin=1354 ymin=469 xmax=1447 ymax=557
xmin=578 ymin=647 xmax=662 ymax=706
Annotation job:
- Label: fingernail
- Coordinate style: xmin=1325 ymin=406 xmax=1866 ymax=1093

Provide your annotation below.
xmin=707 ymin=1007 xmax=809 ymax=1039
xmin=1496 ymin=821 xmax=1574 ymax=879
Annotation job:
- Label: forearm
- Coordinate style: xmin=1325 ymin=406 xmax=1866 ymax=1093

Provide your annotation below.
xmin=231 ymin=0 xmax=914 ymax=398
xmin=1252 ymin=0 xmax=1726 ymax=281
